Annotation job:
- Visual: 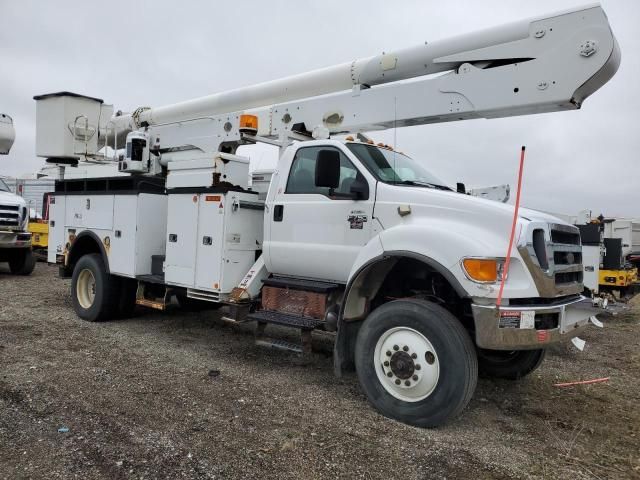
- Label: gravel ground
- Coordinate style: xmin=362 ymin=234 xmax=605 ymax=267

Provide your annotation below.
xmin=1 ymin=263 xmax=638 ymax=479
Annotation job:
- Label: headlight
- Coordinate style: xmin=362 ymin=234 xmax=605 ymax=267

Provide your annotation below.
xmin=462 ymin=258 xmax=505 ymax=283
xmin=21 ymin=206 xmax=28 ymax=222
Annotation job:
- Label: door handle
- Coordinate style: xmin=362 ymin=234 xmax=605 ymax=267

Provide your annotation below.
xmin=273 ymin=205 xmax=284 ymax=222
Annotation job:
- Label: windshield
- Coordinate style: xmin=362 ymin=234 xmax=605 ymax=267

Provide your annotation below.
xmin=0 ymin=178 xmax=9 ymax=192
xmin=346 ymin=143 xmax=450 ymax=190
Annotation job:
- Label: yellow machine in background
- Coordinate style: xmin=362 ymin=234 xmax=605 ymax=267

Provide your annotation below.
xmin=599 ymin=268 xmax=638 ymax=290
xmin=28 ymin=220 xmax=49 ymax=260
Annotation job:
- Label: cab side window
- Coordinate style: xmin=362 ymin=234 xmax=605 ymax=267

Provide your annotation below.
xmin=286 ymin=146 xmax=361 ymax=197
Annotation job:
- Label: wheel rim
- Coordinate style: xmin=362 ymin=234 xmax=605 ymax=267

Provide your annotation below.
xmin=374 ymin=326 xmax=440 ymax=402
xmin=77 ymin=268 xmax=96 ymax=309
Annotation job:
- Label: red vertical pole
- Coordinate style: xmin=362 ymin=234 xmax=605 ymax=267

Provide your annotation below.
xmin=496 ymin=146 xmax=526 ymax=307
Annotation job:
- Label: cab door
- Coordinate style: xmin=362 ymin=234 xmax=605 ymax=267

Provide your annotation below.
xmin=265 ymin=144 xmax=375 ymax=283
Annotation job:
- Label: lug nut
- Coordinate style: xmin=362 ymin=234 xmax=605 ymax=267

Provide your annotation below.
xmin=403 ymin=346 xmax=409 ymax=352
xmin=393 ymin=345 xmax=399 ymax=351
xmin=384 ymin=361 xmax=389 ymax=367
xmin=412 ymin=375 xmax=418 ymax=381
xmin=386 ymin=350 xmax=392 ymax=357
xmin=387 ymin=372 xmax=393 ymax=378
xmin=415 ymin=364 xmax=421 ymax=370
xmin=395 ymin=379 xmax=401 ymax=385
xmin=404 ymin=380 xmax=411 ymax=386
xmin=411 ymin=353 xmax=417 ymax=359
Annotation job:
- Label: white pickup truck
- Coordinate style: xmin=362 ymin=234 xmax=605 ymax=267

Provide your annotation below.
xmin=0 ymin=114 xmax=35 ymax=275
xmin=0 ymin=177 xmax=35 ymax=274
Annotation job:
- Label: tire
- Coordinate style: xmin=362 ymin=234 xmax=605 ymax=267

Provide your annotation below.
xmin=477 ymin=348 xmax=546 ymax=380
xmin=355 ymin=299 xmax=477 ymax=428
xmin=9 ymin=249 xmax=36 ymax=275
xmin=71 ymin=254 xmax=119 ymax=322
xmin=116 ymin=277 xmax=138 ymax=318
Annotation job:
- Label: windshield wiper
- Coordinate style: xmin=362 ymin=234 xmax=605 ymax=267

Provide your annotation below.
xmin=392 ymin=180 xmax=452 ymax=191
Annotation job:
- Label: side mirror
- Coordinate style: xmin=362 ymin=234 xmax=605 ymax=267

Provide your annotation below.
xmin=350 ymin=176 xmax=369 ymax=200
xmin=315 ymin=149 xmax=340 ymax=188
xmin=456 ymin=182 xmax=466 ymax=194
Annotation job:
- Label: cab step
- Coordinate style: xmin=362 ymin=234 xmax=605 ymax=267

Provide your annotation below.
xmin=249 ymin=310 xmax=321 ymax=354
xmin=247 ymin=310 xmax=324 ymax=329
xmin=255 ymin=337 xmax=304 ymax=354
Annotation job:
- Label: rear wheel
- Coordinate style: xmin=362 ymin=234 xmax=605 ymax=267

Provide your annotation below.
xmin=477 ymin=348 xmax=546 ymax=380
xmin=71 ymin=254 xmax=119 ymax=322
xmin=9 ymin=249 xmax=36 ymax=275
xmin=355 ymin=299 xmax=477 ymax=428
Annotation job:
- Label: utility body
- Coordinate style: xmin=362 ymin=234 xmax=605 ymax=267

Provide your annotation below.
xmin=37 ymin=4 xmax=619 ymax=426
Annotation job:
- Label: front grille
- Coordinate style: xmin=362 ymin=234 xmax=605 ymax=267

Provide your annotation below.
xmin=553 ymin=251 xmax=582 ymax=265
xmin=551 ymin=229 xmax=580 ymax=245
xmin=0 ymin=204 xmax=20 ymax=227
xmin=524 ymin=223 xmax=584 ymax=296
xmin=555 ymin=271 xmax=583 ymax=284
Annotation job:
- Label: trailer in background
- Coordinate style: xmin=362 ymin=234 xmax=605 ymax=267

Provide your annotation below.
xmin=3 ymin=178 xmax=55 ymax=218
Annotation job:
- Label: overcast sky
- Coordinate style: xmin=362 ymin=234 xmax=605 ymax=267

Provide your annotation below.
xmin=1 ymin=0 xmax=638 ymax=218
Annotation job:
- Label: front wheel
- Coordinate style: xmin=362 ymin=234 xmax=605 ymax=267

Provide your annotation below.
xmin=477 ymin=348 xmax=546 ymax=380
xmin=355 ymin=299 xmax=477 ymax=428
xmin=9 ymin=249 xmax=36 ymax=275
xmin=71 ymin=254 xmax=119 ymax=322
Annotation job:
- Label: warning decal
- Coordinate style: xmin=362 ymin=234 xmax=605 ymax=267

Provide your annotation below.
xmin=498 ymin=310 xmax=536 ymax=329
xmin=499 ymin=311 xmax=521 ymax=329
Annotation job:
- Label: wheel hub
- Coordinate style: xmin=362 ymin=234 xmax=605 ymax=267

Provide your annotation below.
xmin=374 ymin=326 xmax=440 ymax=402
xmin=389 ymin=351 xmax=415 ymax=379
xmin=77 ymin=268 xmax=96 ymax=309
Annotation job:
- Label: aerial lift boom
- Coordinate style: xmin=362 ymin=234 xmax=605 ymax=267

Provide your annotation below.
xmin=99 ymin=3 xmax=619 ymax=159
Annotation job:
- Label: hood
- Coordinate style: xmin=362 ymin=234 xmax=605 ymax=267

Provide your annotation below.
xmin=376 ymin=182 xmax=570 ymax=226
xmin=374 ymin=182 xmax=574 ymax=257
xmin=0 ymin=189 xmax=26 ymax=206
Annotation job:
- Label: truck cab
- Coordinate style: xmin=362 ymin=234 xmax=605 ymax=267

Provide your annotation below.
xmin=265 ymin=139 xmax=583 ymax=308
xmin=0 ymin=177 xmax=35 ymax=275
xmin=258 ymin=139 xmax=590 ymax=425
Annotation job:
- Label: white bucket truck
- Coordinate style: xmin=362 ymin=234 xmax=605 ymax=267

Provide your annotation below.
xmin=38 ymin=4 xmax=619 ymax=426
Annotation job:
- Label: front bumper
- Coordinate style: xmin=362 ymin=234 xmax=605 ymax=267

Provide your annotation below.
xmin=0 ymin=230 xmax=32 ymax=249
xmin=472 ymin=296 xmax=599 ymax=350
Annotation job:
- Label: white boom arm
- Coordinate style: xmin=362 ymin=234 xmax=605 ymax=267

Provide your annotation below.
xmin=106 ymin=3 xmax=619 ymax=153
xmin=0 ymin=114 xmax=15 ymax=155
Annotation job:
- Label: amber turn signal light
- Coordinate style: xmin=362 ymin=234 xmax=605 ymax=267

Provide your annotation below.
xmin=462 ymin=258 xmax=498 ymax=283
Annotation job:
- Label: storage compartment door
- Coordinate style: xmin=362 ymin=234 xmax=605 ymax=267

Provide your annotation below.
xmin=165 ymin=194 xmax=199 ymax=287
xmin=82 ymin=195 xmax=114 ymax=230
xmin=134 ymin=194 xmax=168 ymax=276
xmin=109 ymin=196 xmax=138 ymax=277
xmin=48 ymin=196 xmax=66 ymax=263
xmin=194 ymin=194 xmax=224 ymax=291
